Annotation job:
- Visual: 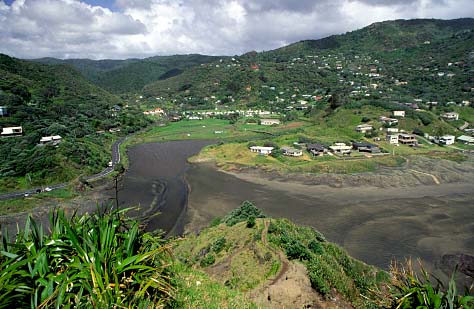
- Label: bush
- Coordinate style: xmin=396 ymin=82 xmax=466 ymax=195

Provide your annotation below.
xmin=246 ymin=215 xmax=256 ymax=228
xmin=211 ymin=237 xmax=226 ymax=253
xmin=308 ymin=240 xmax=324 ymax=255
xmin=222 ymin=201 xmax=266 ymax=226
xmin=200 ymin=254 xmax=216 ymax=267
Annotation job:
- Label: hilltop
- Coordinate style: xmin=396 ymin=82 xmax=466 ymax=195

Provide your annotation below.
xmin=33 ymin=54 xmax=221 ymax=94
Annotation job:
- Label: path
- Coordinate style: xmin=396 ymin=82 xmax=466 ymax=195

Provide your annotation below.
xmin=0 ymin=136 xmax=127 ymax=201
xmin=408 ymin=169 xmax=441 ymax=185
xmin=261 ymin=219 xmax=290 ymax=286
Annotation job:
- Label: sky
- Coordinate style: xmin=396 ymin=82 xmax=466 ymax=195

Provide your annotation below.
xmin=0 ymin=0 xmax=473 ymax=59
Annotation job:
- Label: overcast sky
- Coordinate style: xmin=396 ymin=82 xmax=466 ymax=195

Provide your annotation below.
xmin=0 ymin=0 xmax=473 ymax=59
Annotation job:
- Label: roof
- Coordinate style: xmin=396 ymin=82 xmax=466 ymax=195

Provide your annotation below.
xmin=250 ymin=146 xmax=274 ymax=151
xmin=307 ymin=143 xmax=326 ymax=151
xmin=352 ymin=142 xmax=377 ymax=148
xmin=457 ymin=135 xmax=474 ymax=142
xmin=40 ymin=135 xmax=62 ymax=142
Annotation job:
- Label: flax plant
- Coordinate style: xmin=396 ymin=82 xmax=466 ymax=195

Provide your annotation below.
xmin=0 ymin=207 xmax=174 ymax=308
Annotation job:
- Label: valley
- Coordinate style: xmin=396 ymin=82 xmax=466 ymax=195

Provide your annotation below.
xmin=1 ymin=17 xmax=474 ymax=308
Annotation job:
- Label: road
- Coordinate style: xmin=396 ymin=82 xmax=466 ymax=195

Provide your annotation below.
xmin=0 ymin=136 xmax=127 ymax=201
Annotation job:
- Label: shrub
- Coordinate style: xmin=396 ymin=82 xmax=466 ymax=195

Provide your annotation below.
xmin=200 ymin=254 xmax=216 ymax=267
xmin=308 ymin=240 xmax=324 ymax=255
xmin=246 ymin=215 xmax=256 ymax=228
xmin=211 ymin=237 xmax=226 ymax=253
xmin=222 ymin=201 xmax=266 ymax=226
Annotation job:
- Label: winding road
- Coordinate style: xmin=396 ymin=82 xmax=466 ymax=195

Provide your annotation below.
xmin=0 ymin=136 xmax=127 ymax=201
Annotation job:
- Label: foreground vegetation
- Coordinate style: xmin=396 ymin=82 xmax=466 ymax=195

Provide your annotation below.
xmin=0 ymin=203 xmax=472 ymax=307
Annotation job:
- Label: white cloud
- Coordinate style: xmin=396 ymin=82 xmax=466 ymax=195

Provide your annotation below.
xmin=0 ymin=0 xmax=472 ymax=59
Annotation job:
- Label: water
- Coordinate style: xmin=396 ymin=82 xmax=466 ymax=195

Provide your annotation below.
xmin=122 ymin=140 xmax=474 ymax=276
xmin=118 ymin=140 xmax=213 ymax=235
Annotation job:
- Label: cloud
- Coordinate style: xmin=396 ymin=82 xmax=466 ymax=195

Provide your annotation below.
xmin=0 ymin=0 xmax=472 ymax=59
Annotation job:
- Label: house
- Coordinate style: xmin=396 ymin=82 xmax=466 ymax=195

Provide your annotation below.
xmin=386 ymin=134 xmax=399 ymax=144
xmin=40 ymin=135 xmax=62 ymax=145
xmin=398 ymin=133 xmax=418 ymax=146
xmin=307 ymin=143 xmax=327 ymax=156
xmin=379 ymin=116 xmax=399 ymax=126
xmin=329 ymin=143 xmax=352 ymax=155
xmin=386 ymin=127 xmax=399 ymax=133
xmin=441 ymin=112 xmax=459 ymax=121
xmin=281 ymin=147 xmax=303 ymax=157
xmin=355 ymin=124 xmax=373 ymax=134
xmin=1 ymin=126 xmax=22 ymax=136
xmin=0 ymin=106 xmax=7 ymax=116
xmin=250 ymin=146 xmax=274 ymax=155
xmin=143 ymin=107 xmax=165 ymax=116
xmin=438 ymin=135 xmax=455 ymax=145
xmin=457 ymin=135 xmax=474 ymax=145
xmin=352 ymin=142 xmax=380 ymax=153
xmin=392 ymin=110 xmax=405 ymax=117
xmin=260 ymin=119 xmax=280 ymax=126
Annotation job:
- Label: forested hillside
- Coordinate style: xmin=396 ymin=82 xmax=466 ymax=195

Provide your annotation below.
xmin=0 ymin=54 xmax=149 ymax=191
xmin=34 ymin=54 xmax=221 ymax=94
xmin=143 ymin=18 xmax=474 ymax=111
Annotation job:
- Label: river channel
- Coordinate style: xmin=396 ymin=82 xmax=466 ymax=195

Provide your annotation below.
xmin=122 ymin=140 xmax=474 ymax=276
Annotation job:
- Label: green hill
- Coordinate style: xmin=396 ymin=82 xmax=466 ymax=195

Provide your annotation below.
xmin=143 ymin=18 xmax=474 ymax=110
xmin=34 ymin=54 xmax=221 ymax=94
xmin=0 ymin=54 xmax=149 ymax=192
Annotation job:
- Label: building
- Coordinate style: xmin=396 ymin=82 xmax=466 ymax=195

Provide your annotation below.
xmin=386 ymin=134 xmax=399 ymax=144
xmin=260 ymin=119 xmax=280 ymax=126
xmin=250 ymin=146 xmax=274 ymax=155
xmin=352 ymin=142 xmax=380 ymax=153
xmin=40 ymin=135 xmax=62 ymax=145
xmin=438 ymin=135 xmax=455 ymax=145
xmin=441 ymin=112 xmax=459 ymax=121
xmin=398 ymin=133 xmax=418 ymax=146
xmin=329 ymin=143 xmax=352 ymax=155
xmin=386 ymin=127 xmax=399 ymax=133
xmin=355 ymin=124 xmax=373 ymax=134
xmin=1 ymin=126 xmax=22 ymax=136
xmin=457 ymin=135 xmax=474 ymax=145
xmin=392 ymin=110 xmax=405 ymax=117
xmin=0 ymin=106 xmax=7 ymax=116
xmin=307 ymin=143 xmax=327 ymax=156
xmin=281 ymin=147 xmax=303 ymax=157
xmin=143 ymin=107 xmax=165 ymax=116
xmin=379 ymin=116 xmax=399 ymax=126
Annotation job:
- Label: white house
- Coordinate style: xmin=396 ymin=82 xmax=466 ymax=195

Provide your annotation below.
xmin=355 ymin=124 xmax=373 ymax=134
xmin=40 ymin=135 xmax=62 ymax=145
xmin=1 ymin=126 xmax=22 ymax=136
xmin=441 ymin=112 xmax=459 ymax=121
xmin=438 ymin=135 xmax=455 ymax=145
xmin=392 ymin=110 xmax=405 ymax=117
xmin=329 ymin=143 xmax=352 ymax=155
xmin=387 ymin=127 xmax=399 ymax=133
xmin=250 ymin=146 xmax=274 ymax=155
xmin=379 ymin=116 xmax=399 ymax=126
xmin=457 ymin=135 xmax=474 ymax=145
xmin=281 ymin=147 xmax=303 ymax=157
xmin=386 ymin=134 xmax=399 ymax=144
xmin=260 ymin=119 xmax=280 ymax=126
